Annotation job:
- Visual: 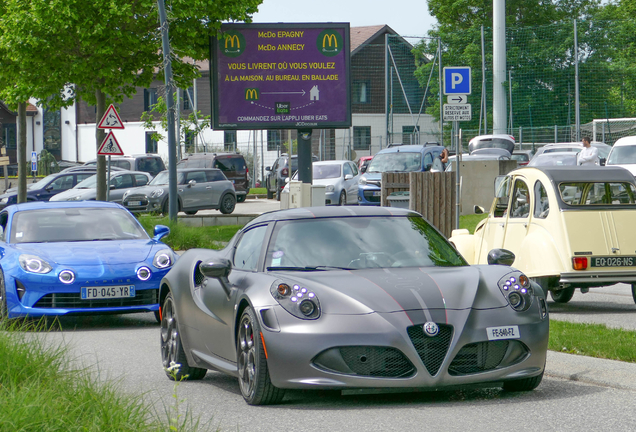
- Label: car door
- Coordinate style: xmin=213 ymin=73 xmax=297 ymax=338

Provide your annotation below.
xmin=34 ymin=174 xmax=76 ymax=201
xmin=181 ymin=170 xmax=210 ymax=209
xmin=205 ymin=170 xmax=226 ymax=205
xmin=108 ymin=173 xmax=135 ymax=204
xmin=476 ymin=175 xmax=512 ymax=264
xmin=198 ymin=224 xmax=269 ymax=361
xmin=343 ymin=162 xmax=358 ymax=203
xmin=501 ymin=178 xmax=532 ymax=259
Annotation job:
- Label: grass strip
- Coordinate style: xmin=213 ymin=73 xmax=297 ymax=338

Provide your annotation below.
xmin=137 ymin=215 xmax=241 ymax=250
xmin=249 ymin=187 xmax=267 ymax=195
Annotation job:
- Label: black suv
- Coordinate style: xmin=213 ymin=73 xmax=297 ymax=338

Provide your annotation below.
xmin=177 ymin=153 xmax=249 ymax=202
xmin=265 ymin=154 xmax=318 ymax=200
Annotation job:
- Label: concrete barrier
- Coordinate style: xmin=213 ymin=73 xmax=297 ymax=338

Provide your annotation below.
xmin=178 ymin=214 xmax=259 ymax=227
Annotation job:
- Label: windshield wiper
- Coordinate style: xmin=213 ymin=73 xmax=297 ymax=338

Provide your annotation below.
xmin=266 ymin=265 xmax=354 ymax=272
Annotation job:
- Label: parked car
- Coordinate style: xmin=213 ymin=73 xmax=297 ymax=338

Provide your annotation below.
xmin=511 ymin=150 xmax=534 ymax=166
xmin=50 ymin=170 xmax=152 ymax=204
xmin=177 ymin=153 xmax=249 ymax=202
xmin=281 ymin=160 xmax=361 ymax=205
xmin=606 ymin=136 xmax=636 ymax=176
xmin=0 ymin=201 xmax=175 ymax=321
xmin=450 ymin=165 xmax=636 ymax=304
xmin=357 ymin=155 xmax=374 ymax=173
xmin=0 ymin=171 xmax=95 ymax=209
xmin=468 ymin=134 xmax=516 ymax=154
xmin=158 ymin=206 xmax=548 ymax=405
xmin=432 ymin=152 xmax=511 ymax=172
xmin=83 ymin=154 xmax=166 ymax=177
xmin=527 ymin=151 xmax=578 ymax=167
xmin=265 ymin=154 xmax=319 ymax=200
xmin=122 ymin=168 xmax=236 ymax=215
xmin=532 ymin=142 xmax=611 ymax=165
xmin=358 ymin=144 xmax=444 ymax=205
xmin=61 ymin=165 xmax=127 ymax=174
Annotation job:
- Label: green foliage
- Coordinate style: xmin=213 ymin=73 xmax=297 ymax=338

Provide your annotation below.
xmin=249 ymin=188 xmax=267 ymax=195
xmin=459 ymin=213 xmax=488 ymax=234
xmin=549 ymin=320 xmax=636 ymax=362
xmin=137 ymin=215 xmax=241 ymax=250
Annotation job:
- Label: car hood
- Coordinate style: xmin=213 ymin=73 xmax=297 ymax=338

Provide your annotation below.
xmin=361 ymin=173 xmax=382 ymax=182
xmin=14 ymin=240 xmax=155 ymax=265
xmin=272 ymin=266 xmax=509 ymax=315
xmin=126 ymin=185 xmax=169 ymax=196
xmin=50 ymin=188 xmax=95 ymax=201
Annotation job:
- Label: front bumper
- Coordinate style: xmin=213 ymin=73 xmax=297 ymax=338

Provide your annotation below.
xmin=258 ymin=302 xmax=548 ymax=390
xmin=358 ymin=184 xmax=381 ymax=206
xmin=122 ymin=193 xmax=161 ymax=213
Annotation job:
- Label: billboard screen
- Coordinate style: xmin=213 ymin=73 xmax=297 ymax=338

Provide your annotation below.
xmin=211 ymin=23 xmax=351 ymax=130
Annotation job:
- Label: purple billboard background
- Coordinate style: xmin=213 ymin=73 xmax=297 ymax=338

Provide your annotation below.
xmin=211 ymin=23 xmax=351 ymax=130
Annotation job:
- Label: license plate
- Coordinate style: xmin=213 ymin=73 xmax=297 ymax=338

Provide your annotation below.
xmin=81 ymin=285 xmax=136 ymax=300
xmin=591 ymin=256 xmax=636 ymax=267
xmin=487 ymin=325 xmax=520 ymax=340
xmin=372 ymin=191 xmax=381 ymax=197
xmin=128 ymin=201 xmax=141 ymax=206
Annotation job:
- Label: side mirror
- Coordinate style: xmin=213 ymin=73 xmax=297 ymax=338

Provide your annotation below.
xmin=487 ymin=249 xmax=516 ymax=266
xmin=265 ymin=166 xmax=271 ymax=171
xmin=361 ymin=166 xmax=367 ymax=173
xmin=599 ymin=158 xmax=606 ymax=166
xmin=200 ymin=259 xmax=233 ymax=300
xmin=474 ymin=205 xmax=485 ymax=214
xmin=153 ymin=224 xmax=170 ymax=241
xmin=344 ymin=174 xmax=353 ymax=180
xmin=187 ymin=179 xmax=196 ymax=188
xmin=425 ymin=163 xmax=433 ymax=171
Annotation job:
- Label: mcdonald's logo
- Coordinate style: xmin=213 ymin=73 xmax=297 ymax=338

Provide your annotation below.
xmin=245 ymin=88 xmax=259 ymax=100
xmin=316 ymin=30 xmax=343 ymax=57
xmin=220 ymin=30 xmax=245 ymax=58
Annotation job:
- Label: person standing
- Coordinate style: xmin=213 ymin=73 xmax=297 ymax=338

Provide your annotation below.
xmin=577 ymin=136 xmax=599 ymax=166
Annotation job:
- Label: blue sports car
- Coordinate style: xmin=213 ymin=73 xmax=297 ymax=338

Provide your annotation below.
xmin=0 ymin=201 xmax=176 ymax=321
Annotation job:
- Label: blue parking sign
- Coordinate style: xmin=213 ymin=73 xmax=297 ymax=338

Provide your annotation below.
xmin=444 ymin=67 xmax=471 ymax=95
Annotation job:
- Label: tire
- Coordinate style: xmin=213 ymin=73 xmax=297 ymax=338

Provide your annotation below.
xmin=530 ymin=277 xmax=549 ymax=298
xmin=160 ymin=293 xmax=207 ymax=381
xmin=502 ymin=372 xmax=544 ymax=392
xmin=219 ymin=193 xmax=236 ymax=214
xmin=267 ymin=189 xmax=274 ymax=199
xmin=276 ymin=188 xmax=281 ymax=201
xmin=338 ymin=190 xmax=346 ymax=206
xmin=237 ymin=307 xmax=285 ymax=405
xmin=0 ymin=269 xmax=7 ymax=321
xmin=184 ymin=210 xmax=198 ymax=215
xmin=162 ymin=199 xmax=180 ymax=216
xmin=237 ymin=195 xmax=246 ymax=203
xmin=550 ymin=287 xmax=575 ymax=303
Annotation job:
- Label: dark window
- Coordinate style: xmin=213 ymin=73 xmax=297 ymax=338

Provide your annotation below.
xmin=423 ymin=152 xmax=433 ymax=170
xmin=234 ymin=225 xmax=268 ymax=271
xmin=353 ymin=81 xmax=370 ymax=104
xmin=145 ymin=132 xmax=157 ymax=153
xmin=224 ymin=131 xmax=236 ymax=151
xmin=182 ymin=88 xmax=193 ymax=110
xmin=214 ymin=156 xmax=245 ymax=173
xmin=134 ymin=174 xmax=150 ymax=186
xmin=206 ymin=170 xmax=227 ymax=182
xmin=510 ymin=180 xmax=530 ymax=218
xmin=267 ymin=130 xmax=282 ymax=152
xmin=110 ymin=174 xmax=133 ymax=189
xmin=402 ymin=126 xmax=420 ymax=145
xmin=144 ymin=88 xmax=158 ymax=111
xmin=186 ymin=171 xmax=207 ymax=183
xmin=111 ymin=160 xmax=132 ymax=170
xmin=3 ymin=124 xmax=16 ymax=150
xmin=534 ymin=181 xmax=549 ymax=218
xmin=353 ymin=126 xmax=371 ymax=150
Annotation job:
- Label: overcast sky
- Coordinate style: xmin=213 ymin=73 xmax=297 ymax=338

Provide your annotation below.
xmin=251 ymin=0 xmax=437 ymax=38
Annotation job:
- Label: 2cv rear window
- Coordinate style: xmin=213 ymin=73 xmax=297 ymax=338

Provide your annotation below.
xmin=558 ymin=182 xmax=636 ymax=206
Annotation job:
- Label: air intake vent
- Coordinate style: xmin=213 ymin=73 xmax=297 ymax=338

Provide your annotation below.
xmin=407 ymin=324 xmax=453 ymax=376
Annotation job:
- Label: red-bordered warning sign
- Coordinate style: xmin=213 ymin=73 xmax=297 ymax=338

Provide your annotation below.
xmin=97 ymin=104 xmax=125 ymax=129
xmin=97 ymin=131 xmax=124 ymax=155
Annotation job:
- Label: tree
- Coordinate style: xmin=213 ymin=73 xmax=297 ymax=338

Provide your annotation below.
xmin=0 ymin=0 xmax=262 ymax=200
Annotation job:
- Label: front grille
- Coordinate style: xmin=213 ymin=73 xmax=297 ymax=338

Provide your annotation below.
xmin=363 ymin=191 xmax=381 ymax=203
xmin=448 ymin=341 xmax=510 ymax=375
xmin=123 ymin=195 xmax=150 ymax=211
xmin=339 ymin=346 xmax=415 ymax=378
xmin=407 ymin=324 xmax=453 ymax=376
xmin=33 ymin=289 xmax=158 ymax=309
xmin=194 ymin=261 xmax=205 ymax=286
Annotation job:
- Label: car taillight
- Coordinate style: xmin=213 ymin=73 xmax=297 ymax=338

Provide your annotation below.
xmin=282 ymin=168 xmax=288 ymax=176
xmin=572 ymin=257 xmax=588 ymax=270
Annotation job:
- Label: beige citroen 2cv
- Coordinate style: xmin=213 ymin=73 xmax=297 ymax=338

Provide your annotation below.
xmin=450 ymin=166 xmax=636 ymax=303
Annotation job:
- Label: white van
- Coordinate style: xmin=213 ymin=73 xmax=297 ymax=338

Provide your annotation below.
xmin=606 ymin=136 xmax=636 ymax=176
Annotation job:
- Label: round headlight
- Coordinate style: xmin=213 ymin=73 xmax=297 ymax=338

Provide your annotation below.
xmin=325 ymin=185 xmax=335 ymax=192
xmin=59 ymin=270 xmax=75 ymax=284
xmin=358 ymin=177 xmax=367 ymax=185
xmin=150 ymin=189 xmax=164 ymax=198
xmin=508 ymin=292 xmax=523 ymax=308
xmin=19 ymin=254 xmax=52 ymax=274
xmin=299 ymin=299 xmax=316 ymax=316
xmin=153 ymin=250 xmax=173 ymax=269
xmin=137 ymin=266 xmax=151 ymax=281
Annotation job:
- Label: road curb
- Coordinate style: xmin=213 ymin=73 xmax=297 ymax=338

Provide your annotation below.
xmin=546 ymin=351 xmax=636 ymax=391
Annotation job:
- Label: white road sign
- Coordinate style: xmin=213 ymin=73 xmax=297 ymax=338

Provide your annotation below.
xmin=447 ymin=95 xmax=468 ymax=104
xmin=443 ymin=104 xmax=472 ymax=121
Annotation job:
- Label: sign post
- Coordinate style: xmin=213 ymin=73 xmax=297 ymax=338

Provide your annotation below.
xmin=97 ymin=106 xmax=125 ymax=201
xmin=443 ymin=67 xmax=471 ymax=229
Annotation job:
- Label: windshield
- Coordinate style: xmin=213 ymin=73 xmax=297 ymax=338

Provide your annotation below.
xmin=11 ymin=207 xmax=149 ymax=243
xmin=29 ymin=174 xmax=58 ymax=190
xmin=266 ymin=216 xmax=466 ymax=270
xmin=607 ymin=145 xmax=636 ymax=165
xmin=73 ymin=172 xmax=121 ymax=189
xmin=367 ymin=153 xmax=422 ymax=173
xmin=559 ymin=182 xmax=636 ymax=206
xmin=149 ymin=171 xmax=185 ymax=185
xmin=313 ymin=164 xmax=341 ymax=179
xmin=511 ymin=153 xmax=530 ymax=162
xmin=528 ymin=154 xmax=577 ymax=166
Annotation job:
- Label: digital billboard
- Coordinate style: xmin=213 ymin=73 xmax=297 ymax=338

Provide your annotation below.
xmin=211 ymin=23 xmax=351 ymax=130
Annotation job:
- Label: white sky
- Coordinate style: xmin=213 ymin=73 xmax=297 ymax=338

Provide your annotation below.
xmin=251 ymin=0 xmax=437 ymax=38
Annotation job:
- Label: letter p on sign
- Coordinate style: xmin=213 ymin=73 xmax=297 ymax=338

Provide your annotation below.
xmin=443 ymin=67 xmax=471 ymax=95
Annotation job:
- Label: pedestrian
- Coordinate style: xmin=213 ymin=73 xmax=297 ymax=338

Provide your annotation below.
xmin=438 ymin=148 xmax=449 ymax=170
xmin=577 ymin=136 xmax=599 ymax=166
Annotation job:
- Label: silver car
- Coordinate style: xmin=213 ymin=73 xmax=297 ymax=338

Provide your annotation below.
xmin=50 ymin=171 xmax=152 ymax=204
xmin=122 ymin=168 xmax=236 ymax=215
xmin=282 ymin=160 xmax=361 ymax=205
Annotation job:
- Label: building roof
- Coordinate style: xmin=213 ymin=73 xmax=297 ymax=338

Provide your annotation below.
xmin=350 ymin=25 xmax=399 ymax=55
xmin=0 ymin=101 xmax=38 ymax=116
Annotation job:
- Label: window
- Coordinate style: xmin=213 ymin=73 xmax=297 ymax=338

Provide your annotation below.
xmin=534 ymin=181 xmax=550 ymax=218
xmin=510 ymin=180 xmax=530 ymax=218
xmin=144 ymin=88 xmax=158 ymax=112
xmin=206 ymin=170 xmax=226 ymax=182
xmin=353 ymin=126 xmax=371 ymax=150
xmin=494 ymin=176 xmax=511 ymax=218
xmin=423 ymin=152 xmax=434 ymax=170
xmin=224 ymin=131 xmax=236 ymax=151
xmin=185 ymin=171 xmax=207 ymax=184
xmin=402 ymin=126 xmax=420 ymax=145
xmin=267 ymin=130 xmax=282 ymax=152
xmin=234 ymin=225 xmax=268 ymax=271
xmin=48 ymin=175 xmax=74 ymax=191
xmin=3 ymin=124 xmax=16 ymax=150
xmin=110 ymin=174 xmax=133 ymax=189
xmin=134 ymin=174 xmax=150 ymax=186
xmin=354 ymin=81 xmax=369 ymax=104
xmin=145 ymin=132 xmax=157 ymax=153
xmin=350 ymin=162 xmax=359 ymax=176
xmin=182 ymin=88 xmax=193 ymax=110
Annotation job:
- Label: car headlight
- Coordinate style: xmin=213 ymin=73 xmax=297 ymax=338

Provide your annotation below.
xmin=137 ymin=266 xmax=152 ymax=281
xmin=0 ymin=197 xmax=8 ymax=204
xmin=153 ymin=249 xmax=174 ymax=269
xmin=270 ymin=280 xmax=321 ymax=320
xmin=325 ymin=185 xmax=335 ymax=192
xmin=498 ymin=272 xmax=533 ymax=311
xmin=123 ymin=190 xmax=131 ymax=200
xmin=358 ymin=176 xmax=367 ymax=185
xmin=19 ymin=254 xmax=52 ymax=274
xmin=150 ymin=189 xmax=164 ymax=198
xmin=69 ymin=196 xmax=83 ymax=201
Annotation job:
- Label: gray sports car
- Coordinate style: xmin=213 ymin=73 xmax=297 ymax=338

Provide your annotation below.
xmin=159 ymin=207 xmax=549 ymax=405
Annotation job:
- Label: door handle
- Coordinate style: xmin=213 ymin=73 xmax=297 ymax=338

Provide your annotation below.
xmin=206 ymin=186 xmax=213 ymax=189
xmin=499 ymin=223 xmax=504 ymax=228
xmin=523 ymin=223 xmax=527 ymax=228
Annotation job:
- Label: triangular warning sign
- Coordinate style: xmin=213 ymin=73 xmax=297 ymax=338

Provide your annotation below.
xmin=97 ymin=131 xmax=124 ymax=155
xmin=97 ymin=104 xmax=125 ymax=129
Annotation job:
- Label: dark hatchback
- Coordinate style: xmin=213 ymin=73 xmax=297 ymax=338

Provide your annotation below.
xmin=0 ymin=171 xmax=95 ymax=209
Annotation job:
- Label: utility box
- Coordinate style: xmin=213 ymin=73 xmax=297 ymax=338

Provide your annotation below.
xmin=311 ymin=185 xmax=326 ymax=207
xmin=289 ymin=181 xmax=312 ymax=208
